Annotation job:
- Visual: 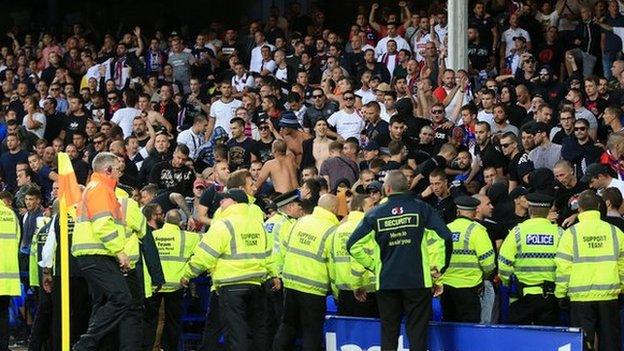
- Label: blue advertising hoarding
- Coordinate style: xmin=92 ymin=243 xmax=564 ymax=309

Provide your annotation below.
xmin=324 ymin=316 xmax=584 ymax=351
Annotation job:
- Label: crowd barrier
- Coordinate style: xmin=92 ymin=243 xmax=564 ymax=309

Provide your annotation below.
xmin=324 ymin=315 xmax=584 ymax=351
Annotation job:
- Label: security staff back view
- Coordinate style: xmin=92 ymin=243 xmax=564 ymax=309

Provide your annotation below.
xmin=441 ymin=196 xmax=495 ymax=323
xmin=0 ymin=198 xmax=20 ymax=351
xmin=71 ymin=152 xmax=132 ymax=351
xmin=347 ymin=170 xmax=453 ymax=351
xmin=555 ymin=190 xmax=624 ymax=351
xmin=499 ymin=193 xmax=562 ymax=326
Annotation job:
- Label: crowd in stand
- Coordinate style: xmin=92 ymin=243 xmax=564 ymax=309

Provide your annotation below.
xmin=5 ymin=0 xmax=624 ymax=349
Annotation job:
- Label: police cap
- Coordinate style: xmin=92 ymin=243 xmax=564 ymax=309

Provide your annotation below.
xmin=273 ymin=190 xmax=300 ymax=208
xmin=525 ymin=192 xmax=554 ymax=208
xmin=454 ymin=195 xmax=481 ymax=211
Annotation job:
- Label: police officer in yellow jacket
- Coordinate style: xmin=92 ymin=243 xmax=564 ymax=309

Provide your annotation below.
xmin=181 ymin=189 xmax=278 ymax=350
xmin=441 ymin=196 xmax=495 ymax=323
xmin=347 ymin=171 xmax=453 ymax=351
xmin=263 ymin=190 xmax=303 ymax=349
xmin=555 ymin=190 xmax=624 ymax=351
xmin=328 ymin=192 xmax=378 ymax=317
xmin=0 ymin=196 xmax=21 ymax=351
xmin=499 ymin=192 xmax=562 ymax=326
xmin=145 ymin=210 xmax=200 ymax=351
xmin=72 ymin=152 xmax=132 ymax=351
xmin=273 ymin=194 xmax=339 ymax=351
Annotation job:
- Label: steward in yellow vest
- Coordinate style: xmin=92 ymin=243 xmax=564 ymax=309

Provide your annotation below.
xmin=555 ymin=189 xmax=624 ymax=350
xmin=328 ymin=193 xmax=378 ymax=317
xmin=499 ymin=192 xmax=562 ymax=326
xmin=441 ymin=196 xmax=495 ymax=323
xmin=274 ymin=194 xmax=339 ymax=351
xmin=0 ymin=198 xmax=21 ymax=351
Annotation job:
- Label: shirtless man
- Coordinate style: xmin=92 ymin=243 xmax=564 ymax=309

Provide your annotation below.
xmin=273 ymin=119 xmax=311 ymax=165
xmin=138 ymin=92 xmax=173 ymax=132
xmin=256 ymin=140 xmax=299 ymax=194
xmin=312 ymin=119 xmax=331 ymax=171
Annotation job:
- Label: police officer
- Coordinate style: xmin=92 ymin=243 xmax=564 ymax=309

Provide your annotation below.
xmin=273 ymin=194 xmax=339 ymax=351
xmin=441 ymin=196 xmax=495 ymax=323
xmin=181 ymin=189 xmax=278 ymax=350
xmin=0 ymin=193 xmax=20 ymax=351
xmin=329 ymin=193 xmax=378 ymax=317
xmin=145 ymin=210 xmax=200 ymax=351
xmin=555 ymin=190 xmax=624 ymax=351
xmin=263 ymin=190 xmax=303 ymax=348
xmin=347 ymin=170 xmax=452 ymax=351
xmin=498 ymin=192 xmax=562 ymax=326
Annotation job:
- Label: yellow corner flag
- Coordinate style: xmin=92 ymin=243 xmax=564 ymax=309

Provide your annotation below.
xmin=57 ymin=152 xmax=81 ymax=350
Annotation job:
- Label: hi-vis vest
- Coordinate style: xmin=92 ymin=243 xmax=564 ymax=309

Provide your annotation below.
xmin=282 ymin=206 xmax=339 ymax=296
xmin=29 ymin=216 xmax=52 ymax=287
xmin=555 ymin=210 xmax=624 ymax=302
xmin=153 ymin=222 xmax=201 ymax=292
xmin=499 ymin=217 xmax=562 ymax=296
xmin=72 ymin=173 xmax=125 ymax=257
xmin=182 ymin=203 xmax=275 ymax=289
xmin=264 ymin=211 xmax=295 ymax=273
xmin=328 ymin=211 xmax=376 ymax=297
xmin=0 ymin=203 xmax=21 ymax=296
xmin=442 ymin=217 xmax=495 ymax=288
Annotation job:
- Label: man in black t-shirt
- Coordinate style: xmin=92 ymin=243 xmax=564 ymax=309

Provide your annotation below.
xmin=553 ymin=160 xmax=587 ymax=227
xmin=474 ymin=121 xmax=505 ymax=176
xmin=226 ymin=117 xmax=259 ymax=171
xmin=62 ymin=96 xmax=88 ymax=145
xmin=196 ymin=161 xmax=230 ymax=226
xmin=500 ymin=132 xmax=534 ymax=190
xmin=148 ymin=144 xmax=195 ymax=197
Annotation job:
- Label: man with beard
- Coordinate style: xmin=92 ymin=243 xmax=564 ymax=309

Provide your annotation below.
xmin=429 ymin=103 xmax=453 ymax=147
xmin=363 ymin=101 xmax=389 ymax=146
xmin=108 ymin=42 xmax=144 ymax=91
xmin=500 ymin=132 xmax=534 ymax=191
xmin=475 ymin=121 xmax=505 ymax=176
xmin=491 ymin=103 xmax=519 ymax=137
xmin=528 ymin=122 xmax=562 ymax=169
xmin=552 ymin=160 xmax=587 ymax=228
xmin=561 ymin=118 xmax=603 ymax=178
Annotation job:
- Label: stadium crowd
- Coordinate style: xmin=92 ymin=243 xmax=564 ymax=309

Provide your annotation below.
xmin=3 ymin=0 xmax=624 ymax=350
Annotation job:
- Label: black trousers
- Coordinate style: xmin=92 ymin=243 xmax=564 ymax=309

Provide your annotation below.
xmin=507 ymin=294 xmax=559 ymax=326
xmin=143 ymin=289 xmax=184 ymax=351
xmin=337 ymin=290 xmax=379 ymax=318
xmin=570 ymin=299 xmax=621 ymax=351
xmin=73 ymin=255 xmax=131 ymax=351
xmin=264 ymin=280 xmax=283 ymax=351
xmin=199 ymin=290 xmax=223 ymax=351
xmin=273 ymin=288 xmax=326 ymax=351
xmin=0 ymin=296 xmax=9 ymax=351
xmin=51 ymin=276 xmax=91 ymax=351
xmin=377 ymin=289 xmax=431 ymax=351
xmin=441 ymin=285 xmax=481 ymax=323
xmin=118 ymin=267 xmax=144 ymax=351
xmin=28 ymin=288 xmax=53 ymax=351
xmin=218 ymin=284 xmax=266 ymax=351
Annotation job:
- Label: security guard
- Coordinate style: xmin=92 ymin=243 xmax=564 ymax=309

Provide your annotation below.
xmin=0 ymin=194 xmax=21 ymax=351
xmin=555 ymin=190 xmax=624 ymax=351
xmin=145 ymin=210 xmax=200 ymax=351
xmin=72 ymin=152 xmax=131 ymax=351
xmin=212 ymin=169 xmax=265 ymax=222
xmin=28 ymin=211 xmax=52 ymax=350
xmin=181 ymin=189 xmax=277 ymax=350
xmin=441 ymin=196 xmax=495 ymax=323
xmin=273 ymin=194 xmax=339 ymax=351
xmin=498 ymin=193 xmax=562 ymax=326
xmin=347 ymin=170 xmax=452 ymax=351
xmin=263 ymin=190 xmax=303 ymax=349
xmin=328 ymin=193 xmax=378 ymax=317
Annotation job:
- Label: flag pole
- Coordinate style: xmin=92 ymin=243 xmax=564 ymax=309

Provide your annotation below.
xmin=59 ymin=195 xmax=70 ymax=350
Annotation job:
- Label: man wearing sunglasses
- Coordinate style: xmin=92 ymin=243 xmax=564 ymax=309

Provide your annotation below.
xmin=302 ymin=87 xmax=338 ymax=133
xmin=327 ymin=91 xmax=365 ymax=141
xmin=561 ymin=118 xmax=603 ymax=179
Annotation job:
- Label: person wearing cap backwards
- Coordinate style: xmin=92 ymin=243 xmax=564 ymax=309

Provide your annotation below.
xmin=327 ymin=192 xmax=378 ymax=317
xmin=528 ymin=121 xmax=562 ymax=170
xmin=555 ymin=190 xmax=624 ymax=351
xmin=278 ymin=110 xmax=311 ymax=165
xmin=347 ymin=170 xmax=452 ymax=351
xmin=439 ymin=196 xmax=495 ymax=323
xmin=144 ymin=209 xmax=200 ymax=351
xmin=180 ymin=188 xmax=279 ymax=350
xmin=498 ymin=192 xmax=563 ymax=326
xmin=263 ymin=189 xmax=304 ymax=348
xmin=273 ymin=194 xmax=339 ymax=350
xmin=582 ymin=163 xmax=624 ymax=196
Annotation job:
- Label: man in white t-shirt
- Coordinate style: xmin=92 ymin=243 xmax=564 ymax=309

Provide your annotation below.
xmin=327 ymin=91 xmax=365 ymax=140
xmin=477 ymin=89 xmax=496 ymax=127
xmin=111 ymin=90 xmax=141 ymax=137
xmin=177 ymin=115 xmax=208 ymax=160
xmin=208 ymin=81 xmax=242 ymax=138
xmin=375 ymin=22 xmax=410 ymax=57
xmin=501 ymin=13 xmax=531 ymax=58
xmin=582 ymin=163 xmax=624 ymax=196
xmin=249 ymin=32 xmax=276 ymax=73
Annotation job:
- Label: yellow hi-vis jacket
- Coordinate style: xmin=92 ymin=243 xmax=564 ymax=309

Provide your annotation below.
xmin=153 ymin=222 xmax=201 ymax=292
xmin=264 ymin=211 xmax=296 ymax=274
xmin=0 ymin=202 xmax=21 ymax=296
xmin=555 ymin=210 xmax=624 ymax=302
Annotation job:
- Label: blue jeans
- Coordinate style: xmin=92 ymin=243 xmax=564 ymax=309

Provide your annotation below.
xmin=480 ymin=280 xmax=495 ymax=324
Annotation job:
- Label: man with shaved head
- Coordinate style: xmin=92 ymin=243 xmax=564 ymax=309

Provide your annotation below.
xmin=274 ymin=193 xmax=339 ymax=350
